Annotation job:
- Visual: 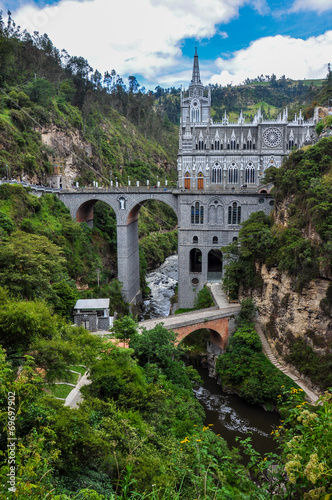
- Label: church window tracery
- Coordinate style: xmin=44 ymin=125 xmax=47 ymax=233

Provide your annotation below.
xmin=228 ymin=202 xmax=241 ymax=225
xmin=211 ymin=163 xmax=222 ymax=184
xmin=228 ymin=162 xmax=238 ymax=184
xmin=245 ymin=162 xmax=255 ymax=184
xmin=191 ymin=202 xmax=204 ymax=224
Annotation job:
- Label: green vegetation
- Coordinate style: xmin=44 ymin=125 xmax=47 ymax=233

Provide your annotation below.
xmin=175 ymin=285 xmax=214 ymax=314
xmin=216 ymin=301 xmax=297 ymax=409
xmin=139 ymin=230 xmax=178 ymax=271
xmin=224 ymin=137 xmax=332 ymax=296
xmin=0 ymin=302 xmax=264 ymax=499
xmin=0 ymin=184 xmax=129 ymax=317
xmin=240 ymin=388 xmax=332 ymax=499
xmin=1 ymin=293 xmax=331 ymax=498
xmin=0 ymin=16 xmax=178 ymax=185
xmin=49 ymin=383 xmax=75 ymax=399
xmin=222 ymin=138 xmax=332 ymax=392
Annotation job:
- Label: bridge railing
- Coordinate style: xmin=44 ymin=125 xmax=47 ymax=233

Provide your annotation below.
xmin=1 ymin=179 xmax=271 ymax=196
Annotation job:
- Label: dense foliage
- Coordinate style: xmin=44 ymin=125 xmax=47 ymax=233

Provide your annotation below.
xmin=0 ymin=299 xmax=266 ymax=499
xmin=216 ymin=302 xmax=298 ymax=409
xmin=240 ymin=388 xmax=332 ymax=499
xmin=0 ymin=184 xmax=129 ymax=315
xmin=222 ymin=138 xmax=332 ymax=392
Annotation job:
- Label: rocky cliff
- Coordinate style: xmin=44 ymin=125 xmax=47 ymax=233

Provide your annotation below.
xmin=245 ymin=264 xmax=332 ymax=391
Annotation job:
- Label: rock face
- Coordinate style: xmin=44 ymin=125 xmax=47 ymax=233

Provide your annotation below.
xmin=246 ymin=264 xmax=332 ymax=356
xmin=41 ymin=126 xmax=93 ymax=185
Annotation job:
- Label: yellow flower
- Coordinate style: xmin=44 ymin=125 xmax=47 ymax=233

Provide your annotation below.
xmin=208 ymin=424 xmax=214 ymax=426
xmin=196 ymin=439 xmax=202 ymax=442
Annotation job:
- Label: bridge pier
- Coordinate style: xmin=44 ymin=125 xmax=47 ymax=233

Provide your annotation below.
xmin=117 ymin=219 xmax=141 ymax=304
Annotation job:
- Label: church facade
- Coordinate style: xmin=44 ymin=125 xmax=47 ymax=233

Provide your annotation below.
xmin=176 ymin=49 xmax=316 ymax=307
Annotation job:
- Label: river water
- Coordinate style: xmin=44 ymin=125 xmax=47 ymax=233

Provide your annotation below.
xmin=141 ymin=254 xmax=280 ymax=456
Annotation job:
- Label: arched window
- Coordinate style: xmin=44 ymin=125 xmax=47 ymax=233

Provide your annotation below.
xmin=207 ymin=249 xmax=223 ymax=279
xmin=215 ymin=140 xmax=220 ymax=150
xmin=191 ymin=104 xmax=200 ymax=123
xmin=245 ymin=163 xmax=255 ymax=184
xmin=191 ymin=202 xmax=204 ymax=224
xmin=184 ymin=172 xmax=190 ymax=190
xmin=232 ymin=236 xmax=238 ymax=242
xmin=247 ymin=139 xmax=252 ymax=149
xmin=228 ymin=202 xmax=241 ymax=225
xmin=228 ymin=163 xmax=238 ymax=184
xmin=213 ymin=236 xmax=218 ymax=244
xmin=288 ymin=139 xmax=294 ymax=149
xmin=211 ymin=163 xmax=222 ymax=184
xmin=193 ymin=236 xmax=198 ymax=244
xmin=190 ymin=248 xmax=202 ymax=272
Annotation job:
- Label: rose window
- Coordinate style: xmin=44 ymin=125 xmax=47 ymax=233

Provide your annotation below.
xmin=263 ymin=127 xmax=282 ymax=147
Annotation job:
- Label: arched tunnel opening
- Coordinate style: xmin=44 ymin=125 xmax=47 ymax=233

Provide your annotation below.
xmin=178 ymin=328 xmax=224 ymax=361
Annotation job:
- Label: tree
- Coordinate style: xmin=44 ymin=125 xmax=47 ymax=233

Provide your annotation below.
xmin=0 ymin=299 xmax=57 ymax=355
xmin=128 ymin=75 xmax=140 ymax=93
xmin=111 ymin=315 xmax=138 ymax=345
xmin=0 ymin=231 xmax=66 ymax=299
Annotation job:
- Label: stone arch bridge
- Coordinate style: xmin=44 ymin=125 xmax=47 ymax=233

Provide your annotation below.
xmin=58 ymin=186 xmax=272 ymax=308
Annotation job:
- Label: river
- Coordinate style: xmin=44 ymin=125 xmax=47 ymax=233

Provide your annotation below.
xmin=141 ymin=254 xmax=280 ymax=456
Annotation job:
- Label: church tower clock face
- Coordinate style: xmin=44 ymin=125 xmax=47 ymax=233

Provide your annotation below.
xmin=263 ymin=127 xmax=282 ymax=147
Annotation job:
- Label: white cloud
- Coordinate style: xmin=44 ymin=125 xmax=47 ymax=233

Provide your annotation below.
xmin=290 ymin=0 xmax=332 ymax=14
xmin=3 ymin=0 xmax=250 ymax=85
xmin=209 ymin=31 xmax=332 ymax=86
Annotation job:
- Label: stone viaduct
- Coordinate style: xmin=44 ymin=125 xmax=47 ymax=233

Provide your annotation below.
xmin=58 ymin=185 xmax=272 ymax=308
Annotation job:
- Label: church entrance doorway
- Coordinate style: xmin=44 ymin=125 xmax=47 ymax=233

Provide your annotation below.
xmin=185 ymin=172 xmax=191 ymax=190
xmin=207 ymin=249 xmax=223 ymax=281
xmin=197 ymin=172 xmax=204 ymax=190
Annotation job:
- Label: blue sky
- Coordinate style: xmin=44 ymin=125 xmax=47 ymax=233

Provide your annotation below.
xmin=1 ymin=0 xmax=332 ymax=89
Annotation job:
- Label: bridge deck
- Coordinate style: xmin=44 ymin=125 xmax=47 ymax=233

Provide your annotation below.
xmin=139 ymin=304 xmax=240 ymax=332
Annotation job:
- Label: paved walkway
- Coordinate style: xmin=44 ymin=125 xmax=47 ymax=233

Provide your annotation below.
xmin=207 ymin=282 xmax=233 ymax=309
xmin=255 ymin=322 xmax=320 ymax=404
xmin=64 ymin=372 xmax=91 ymax=408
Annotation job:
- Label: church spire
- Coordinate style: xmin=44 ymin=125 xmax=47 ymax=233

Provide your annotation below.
xmin=191 ymin=47 xmax=201 ymax=85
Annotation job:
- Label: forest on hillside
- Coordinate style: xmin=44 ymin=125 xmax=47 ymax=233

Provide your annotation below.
xmin=1 ymin=10 xmax=331 ymax=187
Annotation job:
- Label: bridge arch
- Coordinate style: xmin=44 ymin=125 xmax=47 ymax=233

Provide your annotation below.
xmin=172 ymin=316 xmax=229 ymax=350
xmin=176 ymin=327 xmax=225 ymax=350
xmin=59 ymin=190 xmax=179 ymax=304
xmin=71 ymin=196 xmax=119 ymax=225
